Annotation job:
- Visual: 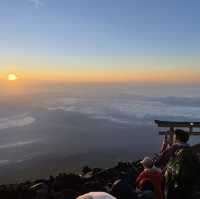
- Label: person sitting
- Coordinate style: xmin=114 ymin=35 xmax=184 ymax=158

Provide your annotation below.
xmin=136 ymin=157 xmax=162 ymax=199
xmin=111 ymin=178 xmax=138 ymax=199
xmin=137 ymin=179 xmax=155 ymax=199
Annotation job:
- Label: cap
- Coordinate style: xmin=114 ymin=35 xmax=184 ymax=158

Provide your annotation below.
xmin=140 ymin=157 xmax=154 ymax=168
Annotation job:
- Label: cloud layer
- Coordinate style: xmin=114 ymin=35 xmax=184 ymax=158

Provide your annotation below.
xmin=28 ymin=0 xmax=44 ymax=8
xmin=47 ymin=96 xmax=200 ymax=125
xmin=0 ymin=140 xmax=37 ymax=150
xmin=0 ymin=114 xmax=35 ymax=130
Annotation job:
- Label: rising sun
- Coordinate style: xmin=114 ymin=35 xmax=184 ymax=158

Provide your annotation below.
xmin=8 ymin=74 xmax=18 ymax=81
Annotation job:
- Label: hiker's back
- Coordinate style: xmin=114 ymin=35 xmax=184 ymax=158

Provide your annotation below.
xmin=165 ymin=146 xmax=199 ymax=199
xmin=177 ymin=148 xmax=199 ymax=187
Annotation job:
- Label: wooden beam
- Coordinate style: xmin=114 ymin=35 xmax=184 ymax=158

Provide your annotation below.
xmin=159 ymin=131 xmax=200 ymax=136
xmin=191 ymin=132 xmax=200 ymax=136
xmin=155 ymin=120 xmax=200 ymax=128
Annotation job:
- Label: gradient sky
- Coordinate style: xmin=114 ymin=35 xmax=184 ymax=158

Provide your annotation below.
xmin=0 ymin=0 xmax=200 ymax=82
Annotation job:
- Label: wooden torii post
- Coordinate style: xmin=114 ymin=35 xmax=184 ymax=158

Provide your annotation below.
xmin=155 ymin=120 xmax=200 ymax=145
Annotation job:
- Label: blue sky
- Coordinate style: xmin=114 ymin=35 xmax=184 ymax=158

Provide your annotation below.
xmin=0 ymin=0 xmax=200 ymax=81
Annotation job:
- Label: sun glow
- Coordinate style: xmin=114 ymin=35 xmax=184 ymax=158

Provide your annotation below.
xmin=8 ymin=74 xmax=18 ymax=81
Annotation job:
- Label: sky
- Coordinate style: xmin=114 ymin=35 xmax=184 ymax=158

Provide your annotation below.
xmin=0 ymin=0 xmax=200 ymax=82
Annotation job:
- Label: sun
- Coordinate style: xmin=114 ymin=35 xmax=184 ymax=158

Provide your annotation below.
xmin=8 ymin=74 xmax=18 ymax=81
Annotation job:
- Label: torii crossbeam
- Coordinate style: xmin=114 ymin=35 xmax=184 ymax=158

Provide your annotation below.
xmin=155 ymin=120 xmax=200 ymax=136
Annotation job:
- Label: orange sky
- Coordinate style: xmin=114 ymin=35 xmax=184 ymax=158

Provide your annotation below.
xmin=1 ymin=1 xmax=200 ymax=85
xmin=1 ymin=64 xmax=200 ymax=83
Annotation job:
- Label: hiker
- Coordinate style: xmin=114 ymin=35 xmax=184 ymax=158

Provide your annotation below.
xmin=160 ymin=133 xmax=173 ymax=153
xmin=162 ymin=129 xmax=200 ymax=199
xmin=136 ymin=157 xmax=162 ymax=199
xmin=156 ymin=129 xmax=190 ymax=168
xmin=111 ymin=178 xmax=138 ymax=199
xmin=137 ymin=180 xmax=155 ymax=199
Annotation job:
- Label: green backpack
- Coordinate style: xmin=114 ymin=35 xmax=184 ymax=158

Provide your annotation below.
xmin=165 ymin=147 xmax=199 ymax=189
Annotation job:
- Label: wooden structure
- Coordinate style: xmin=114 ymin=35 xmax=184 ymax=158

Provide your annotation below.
xmin=155 ymin=120 xmax=200 ymax=136
xmin=155 ymin=120 xmax=200 ymax=146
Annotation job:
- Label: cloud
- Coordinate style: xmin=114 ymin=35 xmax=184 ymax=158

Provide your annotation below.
xmin=28 ymin=0 xmax=44 ymax=8
xmin=47 ymin=96 xmax=200 ymax=126
xmin=0 ymin=140 xmax=37 ymax=150
xmin=0 ymin=113 xmax=35 ymax=130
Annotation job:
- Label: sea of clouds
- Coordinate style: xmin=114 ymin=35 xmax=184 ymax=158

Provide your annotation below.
xmin=0 ymin=94 xmax=200 ymax=133
xmin=0 ymin=94 xmax=200 ymax=154
xmin=47 ymin=96 xmax=200 ymax=125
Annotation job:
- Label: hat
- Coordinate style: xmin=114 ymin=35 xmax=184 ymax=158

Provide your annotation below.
xmin=175 ymin=129 xmax=189 ymax=142
xmin=76 ymin=192 xmax=116 ymax=199
xmin=140 ymin=157 xmax=153 ymax=168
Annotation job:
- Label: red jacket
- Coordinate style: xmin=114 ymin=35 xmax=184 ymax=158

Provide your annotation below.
xmin=136 ymin=168 xmax=163 ymax=199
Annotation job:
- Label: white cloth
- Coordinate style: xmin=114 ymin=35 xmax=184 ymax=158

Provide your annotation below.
xmin=76 ymin=192 xmax=116 ymax=199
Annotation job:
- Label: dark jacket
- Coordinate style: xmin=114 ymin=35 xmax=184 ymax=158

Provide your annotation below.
xmin=156 ymin=143 xmax=190 ymax=168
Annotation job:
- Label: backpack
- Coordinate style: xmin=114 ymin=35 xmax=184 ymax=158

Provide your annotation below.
xmin=165 ymin=147 xmax=200 ymax=190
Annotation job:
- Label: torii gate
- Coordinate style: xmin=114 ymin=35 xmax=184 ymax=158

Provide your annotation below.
xmin=155 ymin=120 xmax=200 ymax=146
